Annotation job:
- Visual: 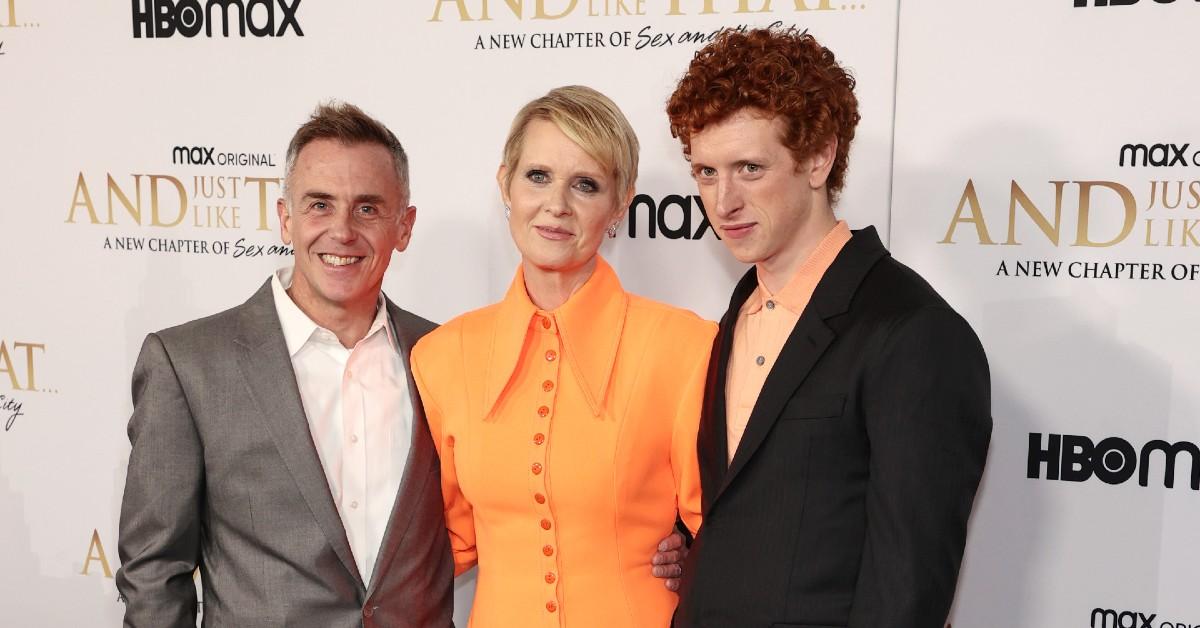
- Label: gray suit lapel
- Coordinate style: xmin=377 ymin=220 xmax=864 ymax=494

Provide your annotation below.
xmin=232 ymin=280 xmax=364 ymax=591
xmin=367 ymin=300 xmax=437 ymax=594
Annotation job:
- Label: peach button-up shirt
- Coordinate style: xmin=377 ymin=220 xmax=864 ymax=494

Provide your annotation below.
xmin=726 ymin=221 xmax=852 ymax=462
xmin=411 ymin=257 xmax=715 ymax=628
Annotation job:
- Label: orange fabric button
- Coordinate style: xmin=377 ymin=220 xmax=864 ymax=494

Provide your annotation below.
xmin=533 ymin=433 xmax=545 ymax=445
xmin=541 ymin=317 xmax=552 ymax=329
xmin=531 ymin=462 xmax=543 ymax=475
xmin=446 ymin=435 xmax=455 ymax=447
xmin=534 ymin=493 xmax=546 ymax=504
xmin=537 ymin=405 xmax=550 ymax=418
xmin=542 ymin=380 xmax=554 ymax=392
xmin=545 ymin=571 xmax=556 ymax=584
xmin=542 ymin=545 xmax=554 ymax=556
xmin=545 ymin=350 xmax=557 ymax=362
xmin=540 ymin=519 xmax=552 ymax=530
xmin=546 ymin=601 xmax=558 ymax=613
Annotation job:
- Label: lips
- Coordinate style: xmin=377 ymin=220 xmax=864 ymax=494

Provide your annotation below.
xmin=319 ymin=254 xmax=364 ymax=266
xmin=720 ymin=222 xmax=756 ymax=240
xmin=534 ymin=225 xmax=574 ymax=241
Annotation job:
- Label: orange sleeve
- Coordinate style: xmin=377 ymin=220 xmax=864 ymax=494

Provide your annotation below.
xmin=411 ymin=337 xmax=478 ymax=576
xmin=670 ymin=321 xmax=716 ymax=536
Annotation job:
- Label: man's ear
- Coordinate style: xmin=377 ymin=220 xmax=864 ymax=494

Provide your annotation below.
xmin=394 ymin=206 xmax=417 ymax=253
xmin=277 ymin=198 xmax=292 ymax=245
xmin=807 ymin=137 xmax=838 ymax=190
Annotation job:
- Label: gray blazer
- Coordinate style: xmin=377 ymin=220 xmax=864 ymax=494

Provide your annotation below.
xmin=116 ymin=280 xmax=453 ymax=628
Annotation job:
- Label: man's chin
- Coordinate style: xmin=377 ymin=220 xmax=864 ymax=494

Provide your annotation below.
xmin=721 ymin=244 xmax=762 ymax=265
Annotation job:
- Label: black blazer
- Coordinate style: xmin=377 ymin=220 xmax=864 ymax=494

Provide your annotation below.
xmin=675 ymin=227 xmax=991 ymax=628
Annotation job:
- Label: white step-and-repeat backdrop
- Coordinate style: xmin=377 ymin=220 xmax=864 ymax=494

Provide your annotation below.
xmin=0 ymin=1 xmax=1194 ymax=626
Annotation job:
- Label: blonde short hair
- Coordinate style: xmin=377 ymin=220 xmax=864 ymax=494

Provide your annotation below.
xmin=501 ymin=85 xmax=639 ymax=198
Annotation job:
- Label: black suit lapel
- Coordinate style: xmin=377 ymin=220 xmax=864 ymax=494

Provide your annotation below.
xmin=232 ymin=280 xmax=364 ymax=591
xmin=696 ymin=279 xmax=745 ymax=514
xmin=718 ymin=313 xmax=835 ymax=498
xmin=367 ymin=301 xmax=436 ymax=593
xmin=710 ymin=227 xmax=890 ymax=507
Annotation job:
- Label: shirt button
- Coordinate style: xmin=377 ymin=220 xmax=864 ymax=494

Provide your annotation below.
xmin=546 ymin=601 xmax=558 ymax=613
xmin=350 ymin=500 xmax=359 ymax=509
xmin=540 ymin=519 xmax=552 ymax=530
xmin=542 ymin=545 xmax=554 ymax=556
xmin=447 ymin=435 xmax=456 ymax=447
xmin=542 ymin=380 xmax=554 ymax=392
xmin=537 ymin=405 xmax=550 ymax=418
xmin=755 ymin=355 xmax=766 ymax=366
xmin=531 ymin=462 xmax=543 ymax=475
xmin=533 ymin=433 xmax=545 ymax=445
xmin=350 ymin=434 xmax=359 ymax=444
xmin=545 ymin=350 xmax=557 ymax=362
xmin=534 ymin=493 xmax=546 ymax=504
xmin=765 ymin=299 xmax=776 ymax=310
xmin=541 ymin=317 xmax=552 ymax=329
xmin=545 ymin=571 xmax=557 ymax=584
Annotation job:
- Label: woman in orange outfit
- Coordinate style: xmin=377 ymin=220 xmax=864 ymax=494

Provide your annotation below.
xmin=410 ymin=86 xmax=715 ymax=627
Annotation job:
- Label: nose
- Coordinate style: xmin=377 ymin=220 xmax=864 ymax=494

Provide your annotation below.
xmin=714 ymin=176 xmax=742 ymax=219
xmin=543 ymin=181 xmax=571 ymax=217
xmin=328 ymin=206 xmax=357 ymax=242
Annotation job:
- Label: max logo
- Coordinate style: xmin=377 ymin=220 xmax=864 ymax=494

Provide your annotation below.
xmin=1119 ymin=143 xmax=1196 ymax=167
xmin=173 ymin=145 xmax=215 ymax=165
xmin=1090 ymin=608 xmax=1156 ymax=628
xmin=626 ymin=193 xmax=718 ymax=240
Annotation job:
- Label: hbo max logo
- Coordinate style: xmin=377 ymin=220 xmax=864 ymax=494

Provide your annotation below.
xmin=131 ymin=0 xmax=303 ymax=39
xmin=1027 ymin=433 xmax=1199 ymax=490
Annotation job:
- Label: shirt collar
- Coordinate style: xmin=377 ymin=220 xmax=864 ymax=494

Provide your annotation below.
xmin=484 ymin=256 xmax=628 ymax=420
xmin=270 ymin=266 xmax=394 ymax=355
xmin=744 ymin=220 xmax=852 ymax=315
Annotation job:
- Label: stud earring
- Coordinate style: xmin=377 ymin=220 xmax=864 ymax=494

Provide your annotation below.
xmin=504 ymin=205 xmax=511 ymax=221
xmin=606 ymin=223 xmax=619 ymax=239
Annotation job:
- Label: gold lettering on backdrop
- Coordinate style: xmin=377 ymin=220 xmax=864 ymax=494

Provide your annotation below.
xmin=667 ymin=0 xmax=716 ymax=14
xmin=535 ymin=0 xmax=577 ymax=18
xmin=107 ymin=174 xmax=144 ymax=225
xmin=429 ymin=0 xmax=474 ymax=21
xmin=66 ymin=173 xmax=103 ymax=225
xmin=2 ymin=0 xmax=16 ymax=28
xmin=1005 ymin=180 xmax=1067 ymax=245
xmin=81 ymin=529 xmax=114 ymax=578
xmin=736 ymin=0 xmax=832 ymax=11
xmin=246 ymin=177 xmax=282 ymax=231
xmin=1074 ymin=181 xmax=1136 ymax=247
xmin=485 ymin=0 xmax=525 ymax=19
xmin=940 ymin=179 xmax=996 ymax=245
xmin=149 ymin=175 xmax=187 ymax=227
xmin=0 ymin=341 xmax=43 ymax=391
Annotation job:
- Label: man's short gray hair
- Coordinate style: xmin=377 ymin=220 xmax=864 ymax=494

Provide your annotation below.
xmin=282 ymin=102 xmax=410 ymax=204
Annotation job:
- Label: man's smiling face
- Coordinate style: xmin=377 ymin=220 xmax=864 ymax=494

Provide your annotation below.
xmin=276 ymin=138 xmax=414 ymax=318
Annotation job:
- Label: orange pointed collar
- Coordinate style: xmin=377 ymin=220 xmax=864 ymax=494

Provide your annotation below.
xmin=484 ymin=257 xmax=629 ymax=420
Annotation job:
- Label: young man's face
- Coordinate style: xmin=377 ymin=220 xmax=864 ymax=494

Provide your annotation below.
xmin=276 ymin=138 xmax=415 ymax=318
xmin=688 ymin=108 xmax=831 ymax=271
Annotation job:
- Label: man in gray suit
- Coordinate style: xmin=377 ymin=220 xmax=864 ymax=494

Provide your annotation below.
xmin=116 ymin=103 xmax=453 ymax=627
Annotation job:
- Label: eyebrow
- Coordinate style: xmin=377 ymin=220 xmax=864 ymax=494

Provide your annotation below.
xmin=300 ymin=191 xmax=389 ymax=205
xmin=692 ymin=158 xmax=766 ymax=171
xmin=524 ymin=162 xmax=606 ymax=181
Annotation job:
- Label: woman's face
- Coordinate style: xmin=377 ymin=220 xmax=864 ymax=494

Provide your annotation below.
xmin=499 ymin=118 xmax=629 ymax=277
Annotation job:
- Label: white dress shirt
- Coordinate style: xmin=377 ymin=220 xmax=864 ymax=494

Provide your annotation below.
xmin=270 ymin=267 xmax=413 ymax=585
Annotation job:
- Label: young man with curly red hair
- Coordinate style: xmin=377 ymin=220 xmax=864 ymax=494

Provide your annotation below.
xmin=666 ymin=28 xmax=992 ymax=628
